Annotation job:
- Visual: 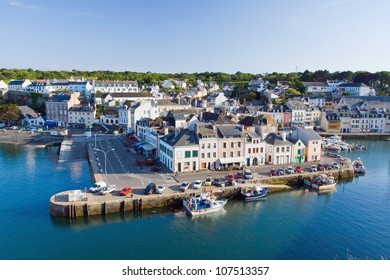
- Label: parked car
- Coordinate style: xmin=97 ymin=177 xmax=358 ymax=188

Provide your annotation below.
xmin=244 ymin=169 xmax=253 ymax=179
xmin=311 ymin=165 xmax=318 ymax=172
xmin=277 ymin=168 xmax=285 ymax=176
xmin=192 ymin=180 xmax=202 ymax=189
xmin=295 ymin=166 xmax=304 ymax=173
xmin=286 ymin=166 xmax=295 ymax=174
xmin=213 ymin=178 xmax=222 ymax=186
xmin=236 ymin=172 xmax=244 ymax=179
xmin=333 ymin=162 xmax=340 ymax=169
xmin=89 ymin=181 xmax=107 ymax=192
xmin=204 ymin=177 xmax=212 ymax=186
xmin=227 ymin=173 xmax=235 ymax=182
xmin=179 ymin=182 xmax=190 ymax=192
xmin=144 ymin=183 xmax=157 ymax=195
xmin=325 ymin=163 xmax=333 ymax=170
xmin=119 ymin=186 xmax=132 ymax=196
xmin=100 ymin=184 xmax=116 ymax=195
xmin=269 ymin=169 xmax=277 ymax=176
xmin=317 ymin=163 xmax=325 ymax=171
xmin=155 ymin=185 xmax=166 ymax=194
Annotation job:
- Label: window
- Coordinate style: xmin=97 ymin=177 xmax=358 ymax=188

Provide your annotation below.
xmin=213 ymin=152 xmax=216 ymax=157
xmin=238 ymin=142 xmax=241 ymax=148
xmin=223 ymin=143 xmax=226 ymax=149
xmin=207 ymin=153 xmax=210 ymax=158
xmin=231 ymin=142 xmax=234 ymax=148
xmin=213 ymin=143 xmax=217 ymax=148
xmin=207 ymin=143 xmax=211 ymax=149
xmin=248 ymin=148 xmax=251 ymax=154
xmin=223 ymin=152 xmax=226 ymax=158
xmin=201 ymin=153 xmax=205 ymax=159
xmin=185 ymin=151 xmax=191 ymax=158
xmin=276 ymin=147 xmax=280 ymax=153
xmin=230 ymin=152 xmax=234 ymax=157
xmin=238 ymin=151 xmax=241 ymax=157
xmin=286 ymin=147 xmax=290 ymax=152
xmin=282 ymin=147 xmax=285 ymax=152
xmin=201 ymin=144 xmax=205 ymax=149
xmin=192 ymin=151 xmax=198 ymax=157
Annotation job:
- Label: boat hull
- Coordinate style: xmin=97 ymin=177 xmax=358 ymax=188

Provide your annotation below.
xmin=183 ymin=200 xmax=227 ymax=217
xmin=241 ymin=189 xmax=268 ymax=201
xmin=311 ymin=182 xmax=337 ymax=191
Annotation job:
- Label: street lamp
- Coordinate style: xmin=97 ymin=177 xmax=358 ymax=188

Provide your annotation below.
xmin=96 ymin=148 xmax=115 ymax=181
xmin=92 ymin=131 xmax=102 ymax=150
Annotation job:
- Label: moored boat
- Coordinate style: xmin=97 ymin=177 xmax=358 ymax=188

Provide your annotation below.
xmin=352 ymin=157 xmax=366 ymax=174
xmin=241 ymin=185 xmax=268 ymax=201
xmin=311 ymin=173 xmax=337 ymax=191
xmin=183 ymin=191 xmax=227 ymax=217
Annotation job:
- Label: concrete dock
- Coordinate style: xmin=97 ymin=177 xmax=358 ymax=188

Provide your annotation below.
xmin=49 ymin=132 xmax=356 ymax=218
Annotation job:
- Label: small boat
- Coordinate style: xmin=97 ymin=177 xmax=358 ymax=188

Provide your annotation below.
xmin=352 ymin=157 xmax=367 ymax=174
xmin=241 ymin=185 xmax=268 ymax=201
xmin=386 ymin=138 xmax=390 ymax=141
xmin=352 ymin=143 xmax=367 ymax=150
xmin=183 ymin=191 xmax=227 ymax=217
xmin=311 ymin=174 xmax=337 ymax=191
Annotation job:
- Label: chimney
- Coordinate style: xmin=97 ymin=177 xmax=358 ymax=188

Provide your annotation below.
xmin=164 ymin=126 xmax=169 ymax=135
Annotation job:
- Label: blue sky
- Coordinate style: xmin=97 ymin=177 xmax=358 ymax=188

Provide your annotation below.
xmin=1 ymin=0 xmax=389 ymax=74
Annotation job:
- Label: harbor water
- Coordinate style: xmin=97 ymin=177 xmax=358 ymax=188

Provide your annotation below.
xmin=0 ymin=139 xmax=389 ymax=260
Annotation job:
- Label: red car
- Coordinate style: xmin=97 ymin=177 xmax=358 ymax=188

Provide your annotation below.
xmin=269 ymin=169 xmax=277 ymax=176
xmin=227 ymin=173 xmax=235 ymax=182
xmin=317 ymin=163 xmax=325 ymax=171
xmin=295 ymin=166 xmax=304 ymax=173
xmin=119 ymin=186 xmax=132 ymax=196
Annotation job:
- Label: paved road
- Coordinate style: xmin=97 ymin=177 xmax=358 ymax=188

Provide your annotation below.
xmin=88 ymin=132 xmax=350 ymax=193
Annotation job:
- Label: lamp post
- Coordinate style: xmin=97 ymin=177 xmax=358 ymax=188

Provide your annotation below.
xmin=96 ymin=148 xmax=115 ymax=181
xmin=92 ymin=131 xmax=102 ymax=150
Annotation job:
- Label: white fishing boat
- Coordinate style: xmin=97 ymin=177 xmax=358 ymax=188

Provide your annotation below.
xmin=352 ymin=157 xmax=366 ymax=174
xmin=311 ymin=174 xmax=337 ymax=191
xmin=183 ymin=192 xmax=227 ymax=217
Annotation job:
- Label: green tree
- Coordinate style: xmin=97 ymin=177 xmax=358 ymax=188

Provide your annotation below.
xmin=0 ymin=104 xmax=22 ymax=126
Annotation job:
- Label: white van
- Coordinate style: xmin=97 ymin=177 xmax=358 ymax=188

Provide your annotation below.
xmin=244 ymin=169 xmax=253 ymax=179
xmin=89 ymin=181 xmax=107 ymax=192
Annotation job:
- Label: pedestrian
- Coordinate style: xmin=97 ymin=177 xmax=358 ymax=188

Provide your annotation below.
xmin=175 ymin=171 xmax=178 ymax=177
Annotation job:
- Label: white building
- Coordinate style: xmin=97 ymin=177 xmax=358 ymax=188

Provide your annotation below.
xmin=68 ymin=103 xmax=96 ymax=127
xmin=174 ymin=80 xmax=187 ymax=89
xmin=286 ymin=100 xmax=306 ymax=126
xmin=93 ymin=81 xmax=138 ymax=93
xmin=162 ymin=80 xmax=175 ymax=89
xmin=0 ymin=80 xmax=8 ymax=92
xmin=337 ymin=83 xmax=370 ymax=96
xmin=159 ymin=130 xmax=199 ymax=173
xmin=207 ymin=91 xmax=228 ymax=107
xmin=8 ymin=79 xmax=31 ymax=91
xmin=248 ymin=78 xmax=267 ymax=92
xmin=130 ymin=100 xmax=159 ymax=130
xmin=18 ymin=105 xmax=45 ymax=126
xmin=68 ymin=81 xmax=93 ymax=97
xmin=244 ymin=132 xmax=266 ymax=166
xmin=264 ymin=133 xmax=293 ymax=165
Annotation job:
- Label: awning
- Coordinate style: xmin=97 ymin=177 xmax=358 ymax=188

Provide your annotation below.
xmin=219 ymin=157 xmax=245 ymax=164
xmin=142 ymin=143 xmax=156 ymax=151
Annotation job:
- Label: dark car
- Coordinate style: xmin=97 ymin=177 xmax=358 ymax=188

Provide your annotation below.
xmin=317 ymin=163 xmax=325 ymax=171
xmin=277 ymin=168 xmax=285 ymax=176
xmin=236 ymin=172 xmax=244 ymax=179
xmin=325 ymin=163 xmax=333 ymax=170
xmin=213 ymin=178 xmax=221 ymax=186
xmin=269 ymin=169 xmax=277 ymax=176
xmin=144 ymin=183 xmax=156 ymax=195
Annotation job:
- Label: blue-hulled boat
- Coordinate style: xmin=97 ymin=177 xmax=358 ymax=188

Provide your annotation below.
xmin=241 ymin=186 xmax=268 ymax=201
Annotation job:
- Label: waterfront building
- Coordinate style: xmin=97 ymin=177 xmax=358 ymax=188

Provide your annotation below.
xmin=18 ymin=105 xmax=45 ymax=126
xmin=244 ymin=131 xmax=266 ymax=166
xmin=136 ymin=118 xmax=159 ymax=158
xmin=68 ymin=102 xmax=96 ymax=127
xmin=216 ymin=125 xmax=245 ymax=169
xmin=320 ymin=112 xmax=341 ymax=132
xmin=159 ymin=129 xmax=199 ymax=173
xmin=194 ymin=123 xmax=219 ymax=170
xmin=285 ymin=100 xmax=306 ymax=127
xmin=287 ymin=138 xmax=306 ymax=163
xmin=26 ymin=80 xmax=54 ymax=94
xmin=289 ymin=127 xmax=322 ymax=162
xmin=8 ymin=79 xmax=31 ymax=91
xmin=45 ymin=92 xmax=80 ymax=126
xmin=93 ymin=80 xmax=139 ymax=93
xmin=264 ymin=133 xmax=293 ymax=165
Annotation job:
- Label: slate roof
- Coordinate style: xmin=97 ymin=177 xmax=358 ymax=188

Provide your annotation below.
xmin=216 ymin=126 xmax=242 ymax=137
xmin=47 ymin=93 xmax=71 ymax=102
xmin=8 ymin=80 xmax=26 ymax=85
xmin=160 ymin=130 xmax=198 ymax=147
xmin=109 ymin=92 xmax=153 ymax=98
xmin=338 ymin=83 xmax=369 ymax=88
xmin=292 ymin=127 xmax=322 ymax=141
xmin=264 ymin=133 xmax=293 ymax=146
xmin=17 ymin=106 xmax=38 ymax=118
